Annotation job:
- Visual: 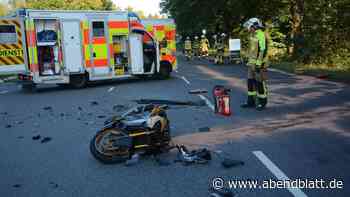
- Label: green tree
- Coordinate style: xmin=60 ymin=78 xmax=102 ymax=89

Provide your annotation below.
xmin=0 ymin=3 xmax=8 ymax=16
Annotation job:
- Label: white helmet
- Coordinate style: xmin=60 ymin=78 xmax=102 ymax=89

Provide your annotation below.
xmin=243 ymin=18 xmax=263 ymax=30
xmin=221 ymin=33 xmax=226 ymax=37
xmin=201 ymin=35 xmax=205 ymax=38
xmin=195 ymin=36 xmax=198 ymax=39
xmin=186 ymin=36 xmax=190 ymax=40
xmin=213 ymin=35 xmax=217 ymax=39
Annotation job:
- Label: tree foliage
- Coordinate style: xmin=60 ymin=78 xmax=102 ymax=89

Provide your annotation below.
xmin=161 ymin=0 xmax=350 ymax=65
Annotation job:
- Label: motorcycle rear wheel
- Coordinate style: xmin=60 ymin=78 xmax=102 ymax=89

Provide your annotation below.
xmin=90 ymin=129 xmax=131 ymax=164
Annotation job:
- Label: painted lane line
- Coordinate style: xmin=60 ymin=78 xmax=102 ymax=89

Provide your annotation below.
xmin=108 ymin=87 xmax=115 ymax=92
xmin=199 ymin=95 xmax=215 ymax=111
xmin=181 ymin=76 xmax=191 ymax=85
xmin=253 ymin=151 xmax=308 ymax=197
xmin=268 ymin=68 xmax=294 ymax=77
xmin=0 ymin=90 xmax=9 ymax=94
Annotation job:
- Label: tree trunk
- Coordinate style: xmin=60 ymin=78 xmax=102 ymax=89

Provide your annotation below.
xmin=289 ymin=0 xmax=304 ymax=59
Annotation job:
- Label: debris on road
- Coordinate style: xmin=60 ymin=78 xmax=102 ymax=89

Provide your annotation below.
xmin=221 ymin=159 xmax=244 ymax=169
xmin=213 ymin=150 xmax=244 ymax=169
xmin=12 ymin=184 xmax=21 ymax=188
xmin=49 ymin=182 xmax=58 ymax=188
xmin=134 ymin=99 xmax=206 ymax=106
xmin=78 ymin=106 xmax=83 ymax=111
xmin=176 ymin=145 xmax=211 ymax=165
xmin=43 ymin=106 xmax=53 ymax=111
xmin=108 ymin=87 xmax=115 ymax=92
xmin=125 ymin=154 xmax=140 ymax=167
xmin=5 ymin=124 xmax=12 ymax=128
xmin=17 ymin=136 xmax=24 ymax=139
xmin=32 ymin=135 xmax=41 ymax=140
xmin=41 ymin=137 xmax=52 ymax=143
xmin=90 ymin=101 xmax=99 ymax=106
xmin=1 ymin=112 xmax=8 ymax=115
xmin=15 ymin=121 xmax=23 ymax=125
xmin=97 ymin=115 xmax=106 ymax=119
xmin=189 ymin=89 xmax=208 ymax=94
xmin=209 ymin=188 xmax=235 ymax=197
xmin=198 ymin=127 xmax=211 ymax=132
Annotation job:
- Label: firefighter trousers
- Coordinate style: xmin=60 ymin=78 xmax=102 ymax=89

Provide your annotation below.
xmin=246 ymin=64 xmax=268 ymax=107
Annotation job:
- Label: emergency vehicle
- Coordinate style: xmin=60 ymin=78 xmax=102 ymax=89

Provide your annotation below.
xmin=142 ymin=19 xmax=177 ymax=70
xmin=0 ymin=9 xmax=176 ymax=90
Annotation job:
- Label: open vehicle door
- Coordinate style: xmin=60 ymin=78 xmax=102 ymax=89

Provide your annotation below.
xmin=0 ymin=17 xmax=27 ymax=75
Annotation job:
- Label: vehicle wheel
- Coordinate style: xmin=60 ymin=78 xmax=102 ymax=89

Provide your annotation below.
xmin=69 ymin=74 xmax=87 ymax=89
xmin=90 ymin=129 xmax=131 ymax=164
xmin=157 ymin=62 xmax=171 ymax=79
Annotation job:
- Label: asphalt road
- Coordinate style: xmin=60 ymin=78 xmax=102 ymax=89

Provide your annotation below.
xmin=1 ymin=55 xmax=349 ymax=197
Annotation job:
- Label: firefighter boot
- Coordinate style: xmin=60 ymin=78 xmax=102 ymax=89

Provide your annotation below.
xmin=241 ymin=79 xmax=256 ymax=108
xmin=256 ymin=81 xmax=268 ymax=111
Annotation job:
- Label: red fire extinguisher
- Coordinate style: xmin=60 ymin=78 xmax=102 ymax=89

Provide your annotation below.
xmin=213 ymin=85 xmax=231 ymax=116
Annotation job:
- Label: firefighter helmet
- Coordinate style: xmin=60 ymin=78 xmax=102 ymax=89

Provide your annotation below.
xmin=186 ymin=36 xmax=190 ymax=40
xmin=243 ymin=18 xmax=264 ymax=30
xmin=195 ymin=36 xmax=198 ymax=39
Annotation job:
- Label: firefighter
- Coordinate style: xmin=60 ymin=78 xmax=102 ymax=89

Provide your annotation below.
xmin=184 ymin=36 xmax=192 ymax=60
xmin=215 ymin=33 xmax=225 ymax=64
xmin=200 ymin=34 xmax=210 ymax=57
xmin=241 ymin=18 xmax=269 ymax=111
xmin=192 ymin=36 xmax=200 ymax=58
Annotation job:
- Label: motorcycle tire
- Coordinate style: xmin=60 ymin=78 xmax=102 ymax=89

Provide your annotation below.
xmin=90 ymin=129 xmax=131 ymax=164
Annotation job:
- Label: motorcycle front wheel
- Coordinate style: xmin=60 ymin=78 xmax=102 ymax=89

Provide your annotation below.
xmin=90 ymin=129 xmax=131 ymax=164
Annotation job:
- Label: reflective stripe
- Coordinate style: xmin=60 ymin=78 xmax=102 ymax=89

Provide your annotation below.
xmin=81 ymin=21 xmax=90 ymax=67
xmin=108 ymin=21 xmax=128 ymax=28
xmin=85 ymin=59 xmax=108 ymax=67
xmin=257 ymin=81 xmax=268 ymax=98
xmin=161 ymin=55 xmax=175 ymax=64
xmin=248 ymin=91 xmax=257 ymax=96
xmin=25 ymin=19 xmax=38 ymax=72
xmin=92 ymin=37 xmax=106 ymax=44
xmin=131 ymin=21 xmax=144 ymax=29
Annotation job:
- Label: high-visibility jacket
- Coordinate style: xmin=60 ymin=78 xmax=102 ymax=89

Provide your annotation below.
xmin=247 ymin=29 xmax=269 ymax=67
xmin=193 ymin=40 xmax=200 ymax=49
xmin=184 ymin=40 xmax=192 ymax=50
xmin=200 ymin=38 xmax=209 ymax=51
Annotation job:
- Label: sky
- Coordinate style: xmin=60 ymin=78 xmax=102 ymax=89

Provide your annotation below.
xmin=112 ymin=0 xmax=161 ymax=16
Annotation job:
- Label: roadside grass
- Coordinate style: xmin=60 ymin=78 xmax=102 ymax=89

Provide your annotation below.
xmin=271 ymin=61 xmax=350 ymax=84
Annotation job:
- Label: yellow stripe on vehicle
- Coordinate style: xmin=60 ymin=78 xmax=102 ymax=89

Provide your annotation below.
xmin=135 ymin=145 xmax=149 ymax=149
xmin=129 ymin=132 xmax=147 ymax=137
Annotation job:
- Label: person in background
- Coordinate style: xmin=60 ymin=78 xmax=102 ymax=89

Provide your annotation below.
xmin=192 ymin=36 xmax=200 ymax=58
xmin=184 ymin=36 xmax=192 ymax=60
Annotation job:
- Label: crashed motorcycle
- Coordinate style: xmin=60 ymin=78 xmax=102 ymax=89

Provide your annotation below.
xmin=90 ymin=105 xmax=171 ymax=164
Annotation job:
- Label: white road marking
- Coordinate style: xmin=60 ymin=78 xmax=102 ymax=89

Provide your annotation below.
xmin=268 ymin=68 xmax=294 ymax=77
xmin=199 ymin=95 xmax=215 ymax=111
xmin=253 ymin=151 xmax=308 ymax=197
xmin=108 ymin=87 xmax=115 ymax=92
xmin=175 ymin=70 xmax=178 ymax=73
xmin=0 ymin=90 xmax=9 ymax=94
xmin=181 ymin=76 xmax=191 ymax=85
